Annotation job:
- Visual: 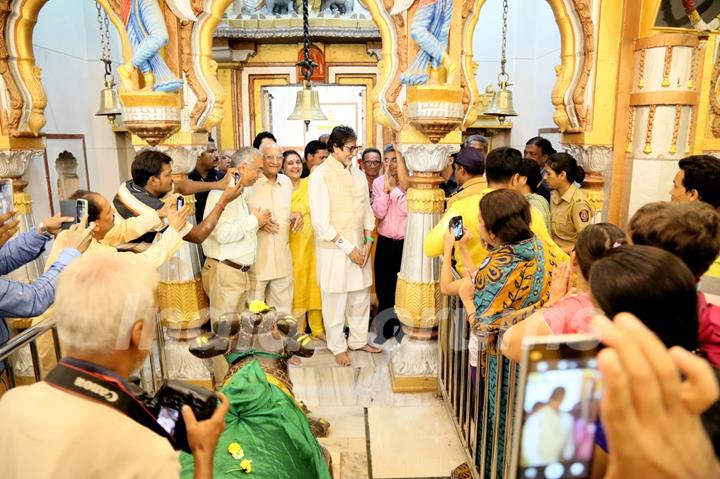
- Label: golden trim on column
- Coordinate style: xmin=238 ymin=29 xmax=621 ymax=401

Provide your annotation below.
xmin=395 ymin=276 xmax=441 ymax=330
xmin=670 ymin=104 xmax=682 ymax=155
xmin=643 ymin=105 xmax=656 ymax=154
xmin=662 ymin=46 xmax=673 ymax=88
xmin=638 ymin=49 xmax=646 ymax=89
xmin=406 ymin=188 xmax=445 ymax=214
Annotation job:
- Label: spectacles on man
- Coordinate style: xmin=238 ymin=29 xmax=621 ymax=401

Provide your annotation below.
xmin=343 ymin=145 xmax=359 ymax=153
xmin=363 ymin=160 xmax=381 ymax=166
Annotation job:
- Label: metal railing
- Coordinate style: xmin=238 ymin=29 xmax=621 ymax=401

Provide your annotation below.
xmin=0 ymin=317 xmax=62 ymax=386
xmin=439 ymin=293 xmax=534 ymax=479
xmin=0 ymin=317 xmax=170 ymax=393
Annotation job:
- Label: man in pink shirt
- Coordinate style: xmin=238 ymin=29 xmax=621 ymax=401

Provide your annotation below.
xmin=371 ymin=145 xmax=407 ymax=344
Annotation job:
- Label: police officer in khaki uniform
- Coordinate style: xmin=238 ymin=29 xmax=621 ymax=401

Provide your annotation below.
xmin=545 ymin=152 xmax=592 ymax=253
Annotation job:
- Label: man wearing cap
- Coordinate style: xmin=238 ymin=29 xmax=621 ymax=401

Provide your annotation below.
xmin=446 ymin=147 xmax=488 ymax=208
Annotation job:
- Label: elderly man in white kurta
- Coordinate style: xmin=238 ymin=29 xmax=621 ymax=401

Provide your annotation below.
xmin=246 ymin=142 xmax=301 ymax=313
xmin=308 ymin=126 xmax=381 ymax=366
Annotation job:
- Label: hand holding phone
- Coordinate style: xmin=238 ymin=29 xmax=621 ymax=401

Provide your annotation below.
xmin=59 ymin=199 xmax=89 ymax=231
xmin=509 ymin=334 xmax=601 ymax=479
xmin=449 ymin=215 xmax=464 ymax=241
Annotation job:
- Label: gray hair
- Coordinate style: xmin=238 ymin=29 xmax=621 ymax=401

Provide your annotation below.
xmin=233 ymin=147 xmax=261 ymax=167
xmin=56 ymin=252 xmax=159 ymax=354
xmin=464 ymin=135 xmax=488 ymax=148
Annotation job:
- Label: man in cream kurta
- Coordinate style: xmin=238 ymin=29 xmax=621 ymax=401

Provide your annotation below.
xmin=308 ymin=126 xmax=379 ymax=366
xmin=246 ymin=142 xmax=297 ymax=313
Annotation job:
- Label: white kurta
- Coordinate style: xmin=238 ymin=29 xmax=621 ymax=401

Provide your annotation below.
xmin=308 ymin=158 xmax=375 ymax=294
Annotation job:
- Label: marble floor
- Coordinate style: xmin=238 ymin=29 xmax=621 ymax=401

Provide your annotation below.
xmin=289 ymin=338 xmax=468 ymax=479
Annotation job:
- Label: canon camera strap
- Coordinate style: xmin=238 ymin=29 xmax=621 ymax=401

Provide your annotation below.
xmin=44 ymin=360 xmax=179 ymax=450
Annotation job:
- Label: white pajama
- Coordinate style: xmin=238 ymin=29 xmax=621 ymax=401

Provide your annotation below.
xmin=248 ymin=274 xmax=294 ymax=315
xmin=321 ymin=288 xmax=371 ymax=355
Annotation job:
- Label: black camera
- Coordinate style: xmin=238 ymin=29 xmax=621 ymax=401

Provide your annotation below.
xmin=141 ymin=380 xmax=218 ymax=453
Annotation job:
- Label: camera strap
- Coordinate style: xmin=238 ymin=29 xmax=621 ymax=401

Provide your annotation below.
xmin=44 ymin=360 xmax=179 ymax=450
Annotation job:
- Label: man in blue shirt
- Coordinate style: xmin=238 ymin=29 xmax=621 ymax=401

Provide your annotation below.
xmin=0 ymin=210 xmax=94 ymax=392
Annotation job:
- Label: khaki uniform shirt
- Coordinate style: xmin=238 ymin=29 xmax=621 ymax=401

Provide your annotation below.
xmin=550 ymin=184 xmax=592 ymax=253
xmin=246 ymin=173 xmax=293 ymax=281
xmin=446 ymin=176 xmax=488 ymax=209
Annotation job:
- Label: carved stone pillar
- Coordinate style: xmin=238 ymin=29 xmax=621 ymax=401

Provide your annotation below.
xmin=625 ymin=34 xmax=700 ymax=216
xmin=391 ymin=144 xmax=458 ymax=391
xmin=362 ymin=0 xmax=483 ymax=392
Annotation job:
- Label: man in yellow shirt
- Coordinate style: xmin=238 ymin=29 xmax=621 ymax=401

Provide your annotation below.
xmin=425 ymin=147 xmax=568 ymax=275
xmin=669 ymin=154 xmax=720 ymax=278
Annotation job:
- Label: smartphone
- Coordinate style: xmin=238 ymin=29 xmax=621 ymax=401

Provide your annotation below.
xmin=156 ymin=405 xmax=180 ymax=435
xmin=233 ymin=172 xmax=241 ymax=186
xmin=0 ymin=179 xmax=13 ymax=216
xmin=509 ymin=334 xmax=602 ymax=479
xmin=176 ymin=196 xmax=185 ymax=210
xmin=59 ymin=199 xmax=88 ymax=230
xmin=449 ymin=215 xmax=464 ymax=241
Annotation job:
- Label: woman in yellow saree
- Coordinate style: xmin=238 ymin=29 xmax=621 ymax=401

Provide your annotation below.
xmin=283 ymin=150 xmax=324 ymax=339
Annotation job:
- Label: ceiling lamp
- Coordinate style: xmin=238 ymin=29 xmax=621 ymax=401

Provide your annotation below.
xmin=288 ymin=0 xmax=327 ymax=130
xmin=484 ymin=0 xmax=518 ymax=124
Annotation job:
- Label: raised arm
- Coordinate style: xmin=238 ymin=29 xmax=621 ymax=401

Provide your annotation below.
xmin=173 ymin=174 xmax=229 ymax=196
xmin=0 ymin=229 xmax=49 ymax=275
xmin=0 ymin=248 xmax=80 ymax=317
xmin=183 ymin=183 xmax=243 ymax=244
xmin=396 ymin=151 xmax=411 ymax=192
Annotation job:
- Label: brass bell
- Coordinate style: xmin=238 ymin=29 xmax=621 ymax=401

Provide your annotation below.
xmin=96 ymin=77 xmax=122 ymax=121
xmin=288 ymin=81 xmax=327 ymax=129
xmin=484 ymin=80 xmax=518 ymax=124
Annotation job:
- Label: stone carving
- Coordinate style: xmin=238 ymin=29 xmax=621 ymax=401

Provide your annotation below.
xmin=0 ymin=149 xmax=40 ymax=178
xmin=266 ymin=0 xmax=296 ymax=15
xmin=321 ymin=0 xmax=353 ymax=15
xmin=547 ymin=0 xmax=597 ymax=133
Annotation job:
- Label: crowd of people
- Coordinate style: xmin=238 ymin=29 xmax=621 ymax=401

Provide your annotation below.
xmin=0 ymin=125 xmax=717 ymax=478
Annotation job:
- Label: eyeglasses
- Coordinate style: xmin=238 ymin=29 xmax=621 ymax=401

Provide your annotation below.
xmin=343 ymin=145 xmax=359 ymax=153
xmin=363 ymin=160 xmax=381 ymax=166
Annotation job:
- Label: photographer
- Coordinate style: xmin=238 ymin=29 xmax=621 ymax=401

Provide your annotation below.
xmin=0 ymin=211 xmax=94 ymax=395
xmin=0 ymin=252 xmax=228 ymax=478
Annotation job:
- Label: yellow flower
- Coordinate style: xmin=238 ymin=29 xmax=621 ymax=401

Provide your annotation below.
xmin=228 ymin=442 xmax=244 ymax=460
xmin=240 ymin=459 xmax=253 ymax=473
xmin=248 ymin=300 xmax=271 ymax=314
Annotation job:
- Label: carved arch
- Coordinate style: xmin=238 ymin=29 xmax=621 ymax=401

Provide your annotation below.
xmin=546 ymin=0 xmax=597 ymax=133
xmin=0 ymin=0 xmax=49 ymax=137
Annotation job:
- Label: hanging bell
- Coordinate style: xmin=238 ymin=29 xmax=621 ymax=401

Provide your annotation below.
xmin=288 ymin=81 xmax=327 ymax=125
xmin=484 ymin=80 xmax=518 ymax=124
xmin=96 ymin=77 xmax=122 ymax=121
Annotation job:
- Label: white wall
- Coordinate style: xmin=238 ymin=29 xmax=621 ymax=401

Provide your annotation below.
xmin=473 ymin=0 xmax=560 ymax=150
xmin=24 ymin=0 xmax=124 ymax=222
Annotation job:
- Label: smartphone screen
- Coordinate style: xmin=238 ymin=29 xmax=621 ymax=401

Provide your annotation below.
xmin=0 ymin=179 xmax=13 ymax=216
xmin=176 ymin=196 xmax=185 ymax=210
xmin=510 ymin=334 xmax=601 ymax=479
xmin=75 ymin=199 xmax=88 ymax=223
xmin=449 ymin=215 xmax=464 ymax=240
xmin=157 ymin=406 xmax=179 ymax=435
